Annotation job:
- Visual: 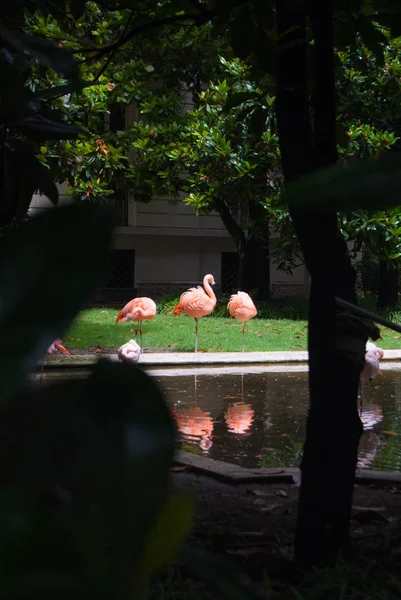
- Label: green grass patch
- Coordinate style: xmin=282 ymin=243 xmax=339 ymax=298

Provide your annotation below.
xmin=65 ymin=308 xmax=308 ymax=352
xmin=63 ymin=295 xmax=401 ymax=352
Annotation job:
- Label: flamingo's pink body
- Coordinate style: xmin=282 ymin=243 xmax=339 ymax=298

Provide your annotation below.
xmin=115 ymin=297 xmax=156 ymax=350
xmin=41 ymin=339 xmax=69 ymax=384
xmin=365 ymin=341 xmax=384 ymax=361
xmin=173 ymin=274 xmax=216 ymax=352
xmin=227 ymin=291 xmax=257 ymax=352
xmin=360 ymin=341 xmax=384 ymax=386
xmin=118 ymin=339 xmax=141 ymax=364
xmin=47 ymin=339 xmax=69 ymax=355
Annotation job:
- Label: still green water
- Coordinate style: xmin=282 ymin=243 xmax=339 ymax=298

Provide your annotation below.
xmin=37 ymin=367 xmax=401 ymax=471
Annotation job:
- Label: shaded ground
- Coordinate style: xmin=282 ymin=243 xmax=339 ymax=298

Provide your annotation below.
xmin=171 ymin=469 xmax=401 ymax=582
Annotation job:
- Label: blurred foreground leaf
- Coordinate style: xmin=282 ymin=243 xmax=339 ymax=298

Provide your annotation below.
xmin=0 ymin=26 xmax=79 ymax=81
xmin=283 ymin=153 xmax=401 ymax=212
xmin=0 ymin=202 xmax=114 ymax=403
xmin=0 ymin=360 xmax=177 ymax=598
xmin=140 ymin=491 xmax=196 ymax=579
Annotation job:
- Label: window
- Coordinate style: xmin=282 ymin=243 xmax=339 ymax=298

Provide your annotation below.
xmin=93 ymin=250 xmax=136 ymax=304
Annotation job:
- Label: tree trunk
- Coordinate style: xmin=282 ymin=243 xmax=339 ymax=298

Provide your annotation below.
xmin=215 ymin=199 xmax=270 ymax=299
xmin=377 ymin=259 xmax=398 ymax=310
xmin=238 ymin=235 xmax=270 ymax=300
xmin=275 ymin=0 xmax=365 ymax=568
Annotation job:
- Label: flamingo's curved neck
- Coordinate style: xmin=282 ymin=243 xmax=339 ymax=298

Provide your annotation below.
xmin=203 ymin=276 xmax=216 ymax=302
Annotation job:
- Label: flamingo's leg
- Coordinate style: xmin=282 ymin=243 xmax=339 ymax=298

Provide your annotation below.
xmin=194 ymin=318 xmax=199 ymax=353
xmin=241 ymin=321 xmax=246 ymax=353
xmin=140 ymin=322 xmax=143 ymax=353
xmin=40 ymin=355 xmax=45 ymax=384
xmin=359 ymin=378 xmax=365 ymax=415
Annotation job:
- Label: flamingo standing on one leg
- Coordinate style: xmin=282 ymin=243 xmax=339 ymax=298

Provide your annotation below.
xmin=115 ymin=297 xmax=157 ymax=352
xmin=359 ymin=342 xmax=384 ymax=412
xmin=361 ymin=341 xmax=384 ymax=387
xmin=172 ymin=274 xmax=216 ymax=352
xmin=40 ymin=339 xmax=69 ymax=384
xmin=227 ymin=291 xmax=257 ymax=352
xmin=360 ymin=351 xmax=381 ymax=386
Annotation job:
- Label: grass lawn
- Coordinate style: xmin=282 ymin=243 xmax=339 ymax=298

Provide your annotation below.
xmin=65 ymin=308 xmax=308 ymax=352
xmin=64 ymin=303 xmax=401 ymax=353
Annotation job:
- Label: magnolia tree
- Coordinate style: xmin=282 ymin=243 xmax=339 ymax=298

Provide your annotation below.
xmin=27 ymin=7 xmax=283 ymax=298
xmin=131 ymin=56 xmax=285 ymax=299
xmin=25 ymin=4 xmax=401 ymax=307
xmin=336 ymin=38 xmax=401 ymax=309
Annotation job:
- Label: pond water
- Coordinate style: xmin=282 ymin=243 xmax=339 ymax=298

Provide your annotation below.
xmin=37 ymin=365 xmax=401 ymax=471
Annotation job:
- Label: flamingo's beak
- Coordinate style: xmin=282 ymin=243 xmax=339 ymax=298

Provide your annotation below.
xmin=55 ymin=340 xmax=69 ymax=354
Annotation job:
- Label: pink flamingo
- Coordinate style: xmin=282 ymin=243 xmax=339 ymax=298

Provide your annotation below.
xmin=115 ymin=297 xmax=157 ymax=351
xmin=40 ymin=339 xmax=69 ymax=383
xmin=173 ymin=274 xmax=216 ymax=352
xmin=118 ymin=339 xmax=141 ymax=364
xmin=361 ymin=342 xmax=384 ymax=387
xmin=359 ymin=342 xmax=384 ymax=413
xmin=227 ymin=291 xmax=257 ymax=352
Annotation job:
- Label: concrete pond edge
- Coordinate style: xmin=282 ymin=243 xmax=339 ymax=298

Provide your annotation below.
xmin=41 ymin=349 xmax=401 ymax=369
xmin=173 ymin=451 xmax=401 ymax=487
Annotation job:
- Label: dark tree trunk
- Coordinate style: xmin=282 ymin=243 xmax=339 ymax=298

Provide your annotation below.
xmin=238 ymin=235 xmax=270 ymax=300
xmin=215 ymin=199 xmax=270 ymax=299
xmin=276 ymin=0 xmax=365 ymax=568
xmin=377 ymin=259 xmax=398 ymax=310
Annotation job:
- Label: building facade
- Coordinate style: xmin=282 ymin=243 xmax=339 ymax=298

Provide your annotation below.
xmin=29 ymin=185 xmax=309 ymax=303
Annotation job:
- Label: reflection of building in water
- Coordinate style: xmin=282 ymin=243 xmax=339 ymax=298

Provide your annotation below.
xmin=225 ymin=402 xmax=255 ymax=435
xmin=172 ymin=405 xmax=213 ymax=451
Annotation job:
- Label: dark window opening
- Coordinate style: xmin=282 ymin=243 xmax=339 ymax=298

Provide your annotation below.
xmin=92 ymin=249 xmax=136 ymax=304
xmin=221 ymin=252 xmax=239 ymax=294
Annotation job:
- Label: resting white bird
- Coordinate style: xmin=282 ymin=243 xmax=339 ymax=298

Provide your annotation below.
xmin=361 ymin=341 xmax=384 ymax=384
xmin=118 ymin=339 xmax=141 ymax=364
xmin=365 ymin=341 xmax=384 ymax=360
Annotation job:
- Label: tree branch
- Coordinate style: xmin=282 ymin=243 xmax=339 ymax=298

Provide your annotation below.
xmin=76 ymin=10 xmax=216 ymax=63
xmin=214 ymin=199 xmax=246 ymax=249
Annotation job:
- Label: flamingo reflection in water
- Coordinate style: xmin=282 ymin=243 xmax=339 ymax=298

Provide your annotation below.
xmin=224 ymin=374 xmax=255 ymax=435
xmin=358 ymin=404 xmax=384 ymax=469
xmin=172 ymin=375 xmax=214 ymax=451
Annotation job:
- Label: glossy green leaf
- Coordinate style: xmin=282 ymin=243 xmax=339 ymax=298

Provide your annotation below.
xmin=283 ymin=153 xmax=401 ymax=212
xmin=0 ymin=202 xmax=114 ymax=402
xmin=0 ymin=360 xmax=175 ymax=595
xmin=139 ymin=491 xmax=195 ymax=579
xmin=0 ymin=26 xmax=79 ymax=81
xmin=178 ymin=544 xmax=262 ymax=600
